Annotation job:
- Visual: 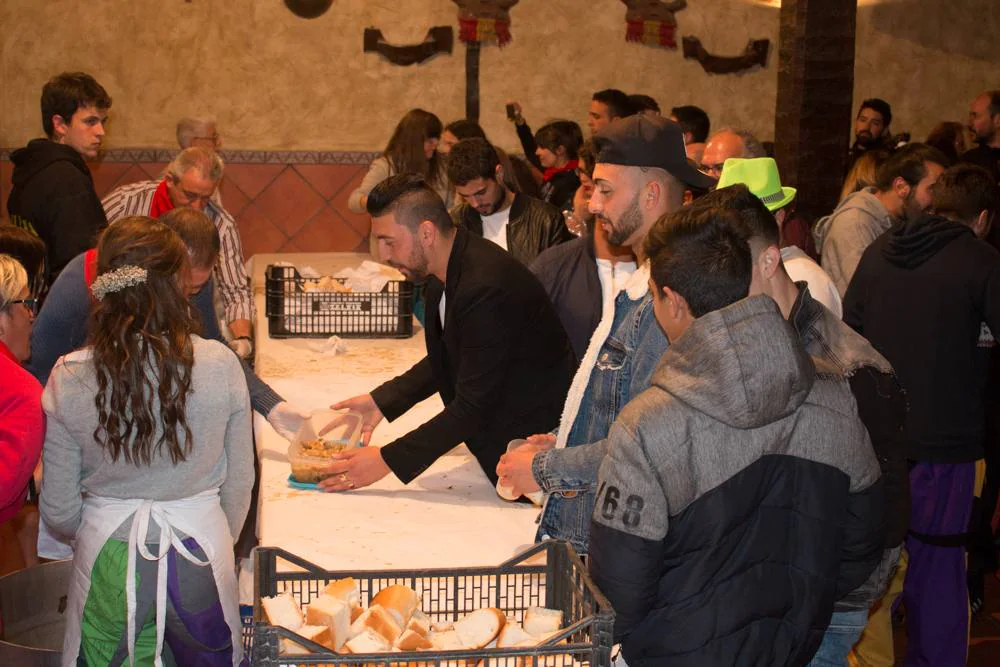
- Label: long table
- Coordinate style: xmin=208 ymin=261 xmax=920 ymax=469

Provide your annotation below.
xmin=248 ymin=253 xmax=540 ymax=572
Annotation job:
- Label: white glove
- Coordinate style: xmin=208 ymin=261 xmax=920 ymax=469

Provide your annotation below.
xmin=230 ymin=337 xmax=253 ymax=359
xmin=266 ymin=402 xmax=311 ymax=442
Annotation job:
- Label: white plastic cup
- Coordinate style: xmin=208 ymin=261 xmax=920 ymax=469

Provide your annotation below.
xmin=496 ymin=439 xmax=544 ymax=506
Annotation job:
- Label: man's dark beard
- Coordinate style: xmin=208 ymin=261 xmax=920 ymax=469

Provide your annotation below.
xmin=482 ymin=185 xmax=507 ymax=215
xmin=854 ymin=132 xmax=876 ymax=148
xmin=605 ymin=194 xmax=643 ymax=246
xmin=388 ymin=244 xmax=429 ymax=282
xmin=974 ymin=131 xmax=995 ymax=147
xmin=900 ymin=190 xmax=923 ymax=223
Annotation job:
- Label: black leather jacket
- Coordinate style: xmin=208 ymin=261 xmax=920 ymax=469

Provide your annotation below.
xmin=452 ymin=193 xmax=574 ymax=267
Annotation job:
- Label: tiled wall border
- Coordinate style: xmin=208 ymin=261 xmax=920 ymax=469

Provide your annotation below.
xmin=0 ymin=148 xmax=380 ymax=165
xmin=1 ymin=147 xmax=382 ymax=257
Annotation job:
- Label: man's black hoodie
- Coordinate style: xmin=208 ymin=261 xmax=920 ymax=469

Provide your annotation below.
xmin=844 ymin=214 xmax=1000 ymax=463
xmin=7 ymin=139 xmax=107 ymax=281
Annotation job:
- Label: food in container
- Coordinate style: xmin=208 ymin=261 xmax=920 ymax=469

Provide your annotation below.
xmin=287 ymin=409 xmax=364 ymax=483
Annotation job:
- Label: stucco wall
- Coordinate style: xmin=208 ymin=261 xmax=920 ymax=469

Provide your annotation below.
xmin=853 ymin=1 xmax=999 ymax=144
xmin=0 ymin=0 xmax=778 ymax=152
xmin=0 ymin=1 xmax=996 ymax=153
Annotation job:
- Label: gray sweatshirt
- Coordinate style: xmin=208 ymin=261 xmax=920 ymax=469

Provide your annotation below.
xmin=348 ymin=156 xmax=452 ymax=214
xmin=813 ymin=187 xmax=894 ymax=297
xmin=39 ymin=336 xmax=254 ymax=541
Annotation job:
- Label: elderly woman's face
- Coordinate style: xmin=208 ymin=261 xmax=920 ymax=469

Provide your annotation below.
xmin=0 ymin=286 xmax=35 ymax=362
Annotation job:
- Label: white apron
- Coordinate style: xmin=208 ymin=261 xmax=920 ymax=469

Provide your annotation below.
xmin=61 ymin=489 xmax=241 ymax=667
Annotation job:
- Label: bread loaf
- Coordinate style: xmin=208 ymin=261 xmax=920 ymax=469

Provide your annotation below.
xmin=350 ymin=604 xmax=404 ymax=644
xmin=323 ymin=577 xmax=362 ymax=610
xmin=305 ymin=594 xmax=351 ymax=650
xmin=281 ymin=625 xmax=331 ymax=655
xmin=522 ymin=607 xmax=563 ymax=637
xmin=431 ymin=618 xmax=455 ymax=632
xmin=405 ymin=613 xmax=432 ymax=639
xmin=346 ymin=627 xmax=393 ymax=653
xmin=453 ymin=608 xmax=506 ymax=649
xmin=496 ymin=622 xmax=534 ymax=648
xmin=371 ymin=585 xmax=421 ymax=628
xmin=513 ymin=640 xmax=565 ymax=667
xmin=429 ymin=629 xmax=464 ymax=650
xmin=262 ymin=593 xmax=304 ymax=631
xmin=395 ymin=628 xmax=434 ymax=651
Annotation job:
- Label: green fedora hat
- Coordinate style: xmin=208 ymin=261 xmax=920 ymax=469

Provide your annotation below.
xmin=716 ymin=157 xmax=796 ymax=212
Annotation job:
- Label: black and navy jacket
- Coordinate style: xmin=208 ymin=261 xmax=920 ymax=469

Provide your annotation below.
xmin=589 ymin=295 xmax=884 ymax=667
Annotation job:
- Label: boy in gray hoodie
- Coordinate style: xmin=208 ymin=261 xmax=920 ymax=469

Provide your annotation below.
xmin=590 ymin=204 xmax=884 ymax=666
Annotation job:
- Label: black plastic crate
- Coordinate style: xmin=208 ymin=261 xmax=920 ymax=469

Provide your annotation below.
xmin=252 ymin=542 xmax=613 ymax=667
xmin=265 ymin=265 xmax=414 ymax=339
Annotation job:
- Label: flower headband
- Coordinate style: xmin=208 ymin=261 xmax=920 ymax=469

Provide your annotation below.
xmin=90 ymin=265 xmax=148 ymax=301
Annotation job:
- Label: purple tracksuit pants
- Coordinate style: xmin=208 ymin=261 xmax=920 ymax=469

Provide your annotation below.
xmin=902 ymin=461 xmax=978 ymax=667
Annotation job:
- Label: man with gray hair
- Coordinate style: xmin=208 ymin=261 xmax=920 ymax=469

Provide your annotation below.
xmin=176 ymin=116 xmax=222 ymax=151
xmin=101 ymin=147 xmax=254 ymax=357
xmin=699 ymin=127 xmax=766 ymax=179
xmin=176 ymin=116 xmax=225 ymax=208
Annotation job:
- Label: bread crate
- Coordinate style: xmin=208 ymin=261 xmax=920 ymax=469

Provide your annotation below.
xmin=252 ymin=541 xmax=614 ymax=667
xmin=265 ymin=265 xmax=415 ymax=339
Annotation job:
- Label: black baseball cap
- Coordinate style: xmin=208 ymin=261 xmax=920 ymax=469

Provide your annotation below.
xmin=593 ymin=115 xmax=717 ymax=190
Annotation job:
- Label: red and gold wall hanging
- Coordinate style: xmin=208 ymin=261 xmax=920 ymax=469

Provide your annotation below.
xmin=622 ymin=0 xmax=688 ymax=49
xmin=454 ymin=0 xmax=520 ymax=48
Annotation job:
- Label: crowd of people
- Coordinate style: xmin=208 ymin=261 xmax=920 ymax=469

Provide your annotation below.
xmin=2 ymin=68 xmax=1000 ymax=667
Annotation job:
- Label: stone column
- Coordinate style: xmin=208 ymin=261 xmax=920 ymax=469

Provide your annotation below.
xmin=773 ymin=0 xmax=857 ymax=222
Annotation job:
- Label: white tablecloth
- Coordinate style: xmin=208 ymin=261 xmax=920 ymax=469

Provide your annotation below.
xmin=249 ymin=254 xmax=540 ymax=572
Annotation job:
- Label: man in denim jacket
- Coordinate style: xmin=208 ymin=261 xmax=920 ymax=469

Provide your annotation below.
xmin=496 ymin=114 xmax=715 ymax=553
xmin=500 ymin=182 xmax=903 ymax=567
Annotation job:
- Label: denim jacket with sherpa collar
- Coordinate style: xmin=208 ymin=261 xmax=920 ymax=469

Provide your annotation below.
xmin=532 ymin=272 xmax=667 ymax=554
xmin=532 ymin=282 xmax=902 ymax=560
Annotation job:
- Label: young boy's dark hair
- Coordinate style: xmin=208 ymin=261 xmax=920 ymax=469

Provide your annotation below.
xmin=41 ymin=72 xmax=112 ymax=138
xmin=645 ymin=205 xmax=752 ymax=317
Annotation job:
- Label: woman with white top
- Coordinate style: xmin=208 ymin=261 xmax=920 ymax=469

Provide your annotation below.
xmin=349 ymin=108 xmax=449 ymax=214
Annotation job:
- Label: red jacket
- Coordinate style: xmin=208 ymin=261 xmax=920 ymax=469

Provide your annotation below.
xmin=0 ymin=341 xmax=44 ymax=523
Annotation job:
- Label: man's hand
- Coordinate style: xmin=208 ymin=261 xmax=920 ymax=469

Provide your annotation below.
xmin=326 ymin=394 xmax=384 ymax=446
xmin=497 ymin=441 xmax=551 ymax=497
xmin=525 ymin=433 xmax=557 ymax=449
xmin=507 ymin=101 xmax=524 ymax=124
xmin=229 ymin=337 xmax=253 ymax=359
xmin=266 ymin=402 xmax=311 ymax=442
xmin=228 ymin=319 xmax=252 ymax=338
xmin=318 ymin=447 xmax=391 ymax=492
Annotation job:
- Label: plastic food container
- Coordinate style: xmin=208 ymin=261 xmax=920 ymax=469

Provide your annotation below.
xmin=286 ymin=409 xmax=364 ymax=484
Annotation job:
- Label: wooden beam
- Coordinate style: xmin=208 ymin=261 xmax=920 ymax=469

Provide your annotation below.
xmin=773 ymin=0 xmax=857 ymax=222
xmin=466 ymin=41 xmax=481 ymax=123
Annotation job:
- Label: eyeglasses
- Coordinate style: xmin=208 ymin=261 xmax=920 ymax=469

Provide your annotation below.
xmin=6 ymin=298 xmax=39 ymax=315
xmin=179 ymin=189 xmax=214 ymax=205
xmin=169 ymin=175 xmax=216 ymax=206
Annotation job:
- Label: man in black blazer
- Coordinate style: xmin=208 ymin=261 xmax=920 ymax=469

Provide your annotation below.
xmin=319 ymin=174 xmax=575 ymax=491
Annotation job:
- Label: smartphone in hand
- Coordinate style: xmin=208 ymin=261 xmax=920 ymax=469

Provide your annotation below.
xmin=506 ymin=104 xmax=518 ymax=121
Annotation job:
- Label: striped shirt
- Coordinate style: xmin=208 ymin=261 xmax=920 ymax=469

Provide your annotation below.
xmin=102 ymin=180 xmax=255 ymax=324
